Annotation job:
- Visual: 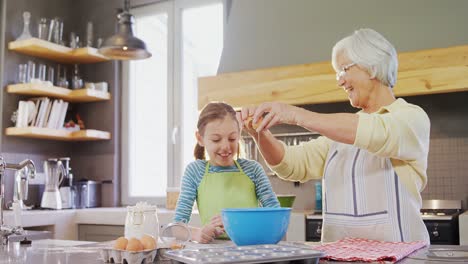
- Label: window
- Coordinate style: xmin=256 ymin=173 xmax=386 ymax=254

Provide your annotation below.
xmin=122 ymin=0 xmax=224 ymax=205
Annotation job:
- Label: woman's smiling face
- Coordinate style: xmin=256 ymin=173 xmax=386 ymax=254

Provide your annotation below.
xmin=335 ymin=53 xmax=375 ymax=110
xmin=196 ymin=116 xmax=240 ymax=167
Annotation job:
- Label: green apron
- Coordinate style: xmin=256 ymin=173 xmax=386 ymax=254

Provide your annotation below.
xmin=197 ymin=160 xmax=259 ymax=230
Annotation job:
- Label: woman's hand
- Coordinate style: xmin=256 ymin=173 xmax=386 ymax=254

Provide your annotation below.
xmin=193 ymin=215 xmax=225 ymax=243
xmin=237 ymin=105 xmax=262 ymax=136
xmin=249 ymin=102 xmax=301 ymax=132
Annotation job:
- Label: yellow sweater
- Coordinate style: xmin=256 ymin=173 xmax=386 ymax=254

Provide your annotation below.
xmin=270 ymin=98 xmax=430 ymax=203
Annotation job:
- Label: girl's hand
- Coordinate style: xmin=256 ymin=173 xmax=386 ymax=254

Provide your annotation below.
xmin=193 ymin=215 xmax=225 ymax=243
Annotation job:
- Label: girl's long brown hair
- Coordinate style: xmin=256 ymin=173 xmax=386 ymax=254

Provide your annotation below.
xmin=194 ymin=102 xmax=240 ymax=160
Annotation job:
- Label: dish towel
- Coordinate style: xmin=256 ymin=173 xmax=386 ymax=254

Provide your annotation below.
xmin=310 ymin=237 xmax=428 ymax=263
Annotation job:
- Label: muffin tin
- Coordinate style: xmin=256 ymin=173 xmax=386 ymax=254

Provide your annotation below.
xmin=163 ymin=244 xmax=324 ymax=264
xmin=100 ymin=247 xmax=158 ymax=264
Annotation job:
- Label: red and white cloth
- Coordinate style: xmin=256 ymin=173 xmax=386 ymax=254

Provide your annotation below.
xmin=310 ymin=237 xmax=428 ymax=263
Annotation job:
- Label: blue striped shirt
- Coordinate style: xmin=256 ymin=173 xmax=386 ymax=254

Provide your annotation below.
xmin=174 ymin=158 xmax=280 ymax=223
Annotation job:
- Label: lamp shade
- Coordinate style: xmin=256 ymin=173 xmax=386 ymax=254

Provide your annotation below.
xmin=99 ymin=11 xmax=151 ymax=60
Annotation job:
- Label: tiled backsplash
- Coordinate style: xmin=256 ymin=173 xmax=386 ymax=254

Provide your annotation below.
xmin=423 ymin=137 xmax=468 ymax=207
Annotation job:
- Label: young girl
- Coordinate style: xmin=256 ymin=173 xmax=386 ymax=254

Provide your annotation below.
xmin=174 ymin=102 xmax=280 ymax=243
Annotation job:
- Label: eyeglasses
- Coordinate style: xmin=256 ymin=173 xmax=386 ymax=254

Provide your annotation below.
xmin=336 ymin=62 xmax=356 ymax=81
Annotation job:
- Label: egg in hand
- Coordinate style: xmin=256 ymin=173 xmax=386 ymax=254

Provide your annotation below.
xmin=245 ymin=116 xmax=264 ymax=130
xmin=113 ymin=237 xmax=128 ymax=250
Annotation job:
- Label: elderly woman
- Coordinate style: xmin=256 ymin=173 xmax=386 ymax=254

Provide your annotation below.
xmin=239 ymin=28 xmax=430 ymax=244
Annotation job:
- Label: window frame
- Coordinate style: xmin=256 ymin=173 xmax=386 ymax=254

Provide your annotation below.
xmin=121 ymin=0 xmax=225 ymax=206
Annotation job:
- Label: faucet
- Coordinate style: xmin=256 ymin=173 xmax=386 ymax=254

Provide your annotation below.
xmin=0 ymin=157 xmax=36 ymax=246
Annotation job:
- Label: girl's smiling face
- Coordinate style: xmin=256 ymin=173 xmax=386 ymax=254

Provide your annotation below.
xmin=196 ymin=116 xmax=240 ymax=167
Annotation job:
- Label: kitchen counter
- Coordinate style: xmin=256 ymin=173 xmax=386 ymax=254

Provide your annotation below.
xmin=2 ymin=208 xmax=308 ymax=241
xmin=0 ymin=239 xmax=467 ymax=263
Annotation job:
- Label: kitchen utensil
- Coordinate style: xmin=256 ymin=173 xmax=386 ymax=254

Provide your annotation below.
xmin=58 ymin=157 xmax=73 ymax=209
xmin=76 ymin=180 xmax=101 ymax=208
xmin=160 ymin=222 xmax=191 ymax=249
xmin=163 ymin=243 xmax=324 ymax=264
xmin=40 ymin=159 xmax=66 ymax=209
xmin=276 ymin=194 xmax=296 ymax=208
xmin=124 ymin=202 xmax=159 ymax=239
xmin=221 ymin=208 xmax=291 ymax=246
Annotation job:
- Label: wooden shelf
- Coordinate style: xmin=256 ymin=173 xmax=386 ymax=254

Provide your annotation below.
xmin=8 ymin=38 xmax=109 ymax=64
xmin=5 ymin=127 xmax=111 ymax=141
xmin=6 ymin=83 xmax=111 ymax=102
xmin=198 ymin=44 xmax=468 ymax=109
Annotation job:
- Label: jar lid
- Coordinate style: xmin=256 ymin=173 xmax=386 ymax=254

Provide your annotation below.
xmin=127 ymin=201 xmax=158 ymax=212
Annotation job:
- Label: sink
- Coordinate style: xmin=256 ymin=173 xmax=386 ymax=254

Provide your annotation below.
xmin=8 ymin=230 xmax=52 ymax=242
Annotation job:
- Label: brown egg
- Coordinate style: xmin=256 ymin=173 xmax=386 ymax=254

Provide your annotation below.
xmin=245 ymin=116 xmax=263 ymax=130
xmin=126 ymin=237 xmax=144 ymax=252
xmin=140 ymin=234 xmax=157 ymax=250
xmin=113 ymin=237 xmax=128 ymax=250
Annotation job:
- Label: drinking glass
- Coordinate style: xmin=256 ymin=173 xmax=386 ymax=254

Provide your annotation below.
xmin=38 ymin=64 xmax=46 ymax=81
xmin=38 ymin=18 xmax=48 ymax=40
xmin=17 ymin=64 xmax=27 ymax=83
xmin=86 ymin=22 xmax=93 ymax=47
xmin=27 ymin=61 xmax=35 ymax=83
xmin=47 ymin=67 xmax=55 ymax=84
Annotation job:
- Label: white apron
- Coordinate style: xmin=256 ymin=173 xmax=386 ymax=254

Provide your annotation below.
xmin=322 ymin=142 xmax=429 ymax=244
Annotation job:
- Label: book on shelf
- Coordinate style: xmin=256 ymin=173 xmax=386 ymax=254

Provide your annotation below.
xmin=15 ymin=97 xmax=69 ymax=130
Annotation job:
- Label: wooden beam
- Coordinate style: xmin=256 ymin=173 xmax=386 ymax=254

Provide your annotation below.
xmin=198 ymin=45 xmax=468 ymax=109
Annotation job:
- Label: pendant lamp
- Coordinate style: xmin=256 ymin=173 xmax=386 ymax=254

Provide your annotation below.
xmin=98 ymin=0 xmax=152 ymax=60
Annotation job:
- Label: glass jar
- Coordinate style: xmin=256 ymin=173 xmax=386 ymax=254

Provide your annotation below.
xmin=124 ymin=202 xmax=159 ymax=239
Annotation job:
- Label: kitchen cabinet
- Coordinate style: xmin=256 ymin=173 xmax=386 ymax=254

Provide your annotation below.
xmin=5 ymin=38 xmax=111 ymax=141
xmin=198 ymin=45 xmax=468 ymax=109
xmin=78 ymin=224 xmax=124 ymax=242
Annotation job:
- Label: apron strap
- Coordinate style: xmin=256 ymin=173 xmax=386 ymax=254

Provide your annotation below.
xmin=204 ymin=161 xmax=210 ymax=174
xmin=233 ymin=160 xmax=245 ymax=174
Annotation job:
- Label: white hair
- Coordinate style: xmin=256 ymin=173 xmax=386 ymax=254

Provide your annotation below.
xmin=332 ymin=28 xmax=398 ymax=88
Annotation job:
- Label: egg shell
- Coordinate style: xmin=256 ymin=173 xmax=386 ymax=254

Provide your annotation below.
xmin=245 ymin=116 xmax=263 ymax=130
xmin=113 ymin=237 xmax=128 ymax=250
xmin=140 ymin=234 xmax=157 ymax=250
xmin=126 ymin=237 xmax=144 ymax=252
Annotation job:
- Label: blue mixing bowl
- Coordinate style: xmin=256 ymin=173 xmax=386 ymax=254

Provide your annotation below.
xmin=221 ymin=207 xmax=291 ymax=246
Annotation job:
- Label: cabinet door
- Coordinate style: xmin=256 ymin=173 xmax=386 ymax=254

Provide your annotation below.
xmin=78 ymin=224 xmax=124 ymax=242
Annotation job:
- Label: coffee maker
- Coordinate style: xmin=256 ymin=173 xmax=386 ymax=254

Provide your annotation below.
xmin=40 ymin=159 xmax=66 ymax=209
